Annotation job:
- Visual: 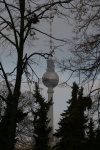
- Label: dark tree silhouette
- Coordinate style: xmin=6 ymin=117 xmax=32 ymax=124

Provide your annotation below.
xmin=86 ymin=118 xmax=95 ymax=150
xmin=54 ymin=82 xmax=92 ymax=150
xmin=32 ymin=83 xmax=52 ymax=150
xmin=94 ymin=120 xmax=100 ymax=150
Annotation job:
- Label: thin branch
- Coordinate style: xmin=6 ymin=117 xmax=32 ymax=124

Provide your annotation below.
xmin=25 ymin=0 xmax=73 ymax=18
xmin=0 ymin=16 xmax=20 ymax=36
xmin=0 ymin=31 xmax=16 ymax=47
xmin=22 ymin=52 xmax=50 ymax=72
xmin=3 ymin=0 xmax=18 ymax=48
xmin=23 ymin=21 xmax=31 ymax=43
xmin=0 ymin=0 xmax=20 ymax=11
xmin=0 ymin=16 xmax=12 ymax=28
xmin=32 ymin=27 xmax=66 ymax=42
xmin=0 ymin=62 xmax=12 ymax=96
xmin=0 ymin=95 xmax=12 ymax=105
xmin=27 ymin=62 xmax=39 ymax=81
xmin=7 ymin=66 xmax=17 ymax=76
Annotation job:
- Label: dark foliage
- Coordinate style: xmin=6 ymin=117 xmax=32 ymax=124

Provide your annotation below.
xmin=86 ymin=118 xmax=95 ymax=150
xmin=94 ymin=120 xmax=100 ymax=150
xmin=54 ymin=82 xmax=92 ymax=150
xmin=32 ymin=83 xmax=52 ymax=150
xmin=0 ymin=102 xmax=28 ymax=150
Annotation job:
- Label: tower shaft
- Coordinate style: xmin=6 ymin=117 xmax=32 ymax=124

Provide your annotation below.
xmin=47 ymin=87 xmax=54 ymax=135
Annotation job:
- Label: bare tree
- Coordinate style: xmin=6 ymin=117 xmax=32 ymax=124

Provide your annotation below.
xmin=0 ymin=0 xmax=73 ymax=149
xmin=57 ymin=1 xmax=100 ymax=92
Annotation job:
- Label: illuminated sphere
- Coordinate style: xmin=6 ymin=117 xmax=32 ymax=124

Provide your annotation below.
xmin=42 ymin=71 xmax=59 ymax=88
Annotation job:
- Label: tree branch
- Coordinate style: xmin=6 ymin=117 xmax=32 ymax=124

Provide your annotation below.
xmin=3 ymin=0 xmax=18 ymax=48
xmin=0 ymin=95 xmax=12 ymax=105
xmin=0 ymin=62 xmax=12 ymax=96
xmin=0 ymin=31 xmax=16 ymax=47
xmin=25 ymin=0 xmax=73 ymax=18
xmin=32 ymin=27 xmax=66 ymax=42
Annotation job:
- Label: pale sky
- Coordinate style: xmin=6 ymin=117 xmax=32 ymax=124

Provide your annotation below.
xmin=30 ymin=15 xmax=76 ymax=130
xmin=0 ymin=4 xmax=76 ymax=130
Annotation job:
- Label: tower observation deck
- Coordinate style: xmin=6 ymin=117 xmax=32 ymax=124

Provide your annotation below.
xmin=42 ymin=57 xmax=59 ymax=136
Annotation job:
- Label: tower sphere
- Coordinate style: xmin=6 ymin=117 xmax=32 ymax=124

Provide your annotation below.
xmin=42 ymin=71 xmax=59 ymax=88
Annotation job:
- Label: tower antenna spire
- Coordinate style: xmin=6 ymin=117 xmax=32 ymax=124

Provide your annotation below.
xmin=49 ymin=6 xmax=53 ymax=58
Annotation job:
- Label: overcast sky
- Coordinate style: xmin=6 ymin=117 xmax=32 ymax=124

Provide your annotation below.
xmin=32 ymin=15 xmax=76 ymax=130
xmin=0 ymin=2 xmax=76 ymax=130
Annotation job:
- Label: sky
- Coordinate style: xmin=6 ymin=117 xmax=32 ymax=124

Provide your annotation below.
xmin=18 ymin=15 xmax=75 ymax=130
xmin=29 ymin=15 xmax=75 ymax=130
xmin=0 ymin=1 xmax=76 ymax=130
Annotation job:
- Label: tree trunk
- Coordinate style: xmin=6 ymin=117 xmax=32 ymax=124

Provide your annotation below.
xmin=7 ymin=96 xmax=19 ymax=150
xmin=6 ymin=1 xmax=25 ymax=149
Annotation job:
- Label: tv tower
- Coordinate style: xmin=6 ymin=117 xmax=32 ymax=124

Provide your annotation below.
xmin=42 ymin=6 xmax=59 ymax=137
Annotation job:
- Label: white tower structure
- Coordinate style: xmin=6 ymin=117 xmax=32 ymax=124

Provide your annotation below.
xmin=42 ymin=58 xmax=59 ymax=133
xmin=42 ymin=7 xmax=59 ymax=137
